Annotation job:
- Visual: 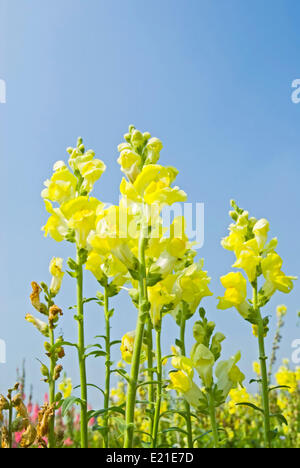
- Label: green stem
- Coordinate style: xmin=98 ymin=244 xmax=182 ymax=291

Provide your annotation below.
xmin=208 ymin=388 xmax=219 ymax=448
xmin=253 ymin=283 xmax=271 ymax=448
xmin=152 ymin=326 xmax=162 ymax=448
xmin=48 ymin=327 xmax=56 ymax=448
xmin=77 ymin=249 xmax=88 ymax=449
xmin=146 ymin=317 xmax=154 ymax=438
xmin=103 ymin=285 xmax=111 ymax=448
xmin=8 ymin=404 xmax=13 ymax=449
xmin=124 ymin=229 xmax=148 ymax=448
xmin=179 ymin=314 xmax=193 ymax=448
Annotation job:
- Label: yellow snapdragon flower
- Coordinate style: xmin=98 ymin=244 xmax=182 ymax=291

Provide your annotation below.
xmin=228 ymin=387 xmax=251 ymax=414
xmin=190 ymin=343 xmax=215 ymax=388
xmin=232 ymin=239 xmax=261 ymax=283
xmin=252 ymin=361 xmax=261 ymax=376
xmin=41 ymin=161 xmax=77 ymax=204
xmin=43 ymin=196 xmax=103 ymax=248
xmin=88 ymin=205 xmax=138 ymax=273
xmin=217 ymin=272 xmax=250 ymax=318
xmin=169 ymin=356 xmax=203 ymax=408
xmin=120 ymin=331 xmax=146 ymax=364
xmin=215 ymin=351 xmax=245 ymax=399
xmin=276 ymin=304 xmax=287 ymax=317
xmin=148 ymin=275 xmax=176 ymax=328
xmin=120 ymin=164 xmax=187 ymax=207
xmin=253 ymin=218 xmax=269 ymax=250
xmin=171 ymin=260 xmax=213 ymax=322
xmin=275 ymin=365 xmax=299 ymax=393
xmin=25 ymin=314 xmax=49 ymax=337
xmin=261 ymin=253 xmax=296 ymax=300
xmin=59 ymin=376 xmax=73 ymax=399
xmin=49 ymin=257 xmax=64 ymax=295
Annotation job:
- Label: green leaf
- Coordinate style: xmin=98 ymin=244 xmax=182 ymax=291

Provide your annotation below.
xmin=61 ymin=396 xmax=84 ymax=416
xmin=88 ymin=405 xmax=125 ymax=421
xmin=134 ymin=430 xmax=153 ymax=440
xmin=268 ymin=385 xmax=290 ymax=393
xmin=84 ymin=350 xmax=106 ymax=359
xmin=74 ymin=384 xmax=105 ymax=397
xmin=110 ymin=340 xmax=122 ymax=347
xmin=85 ymin=343 xmax=103 ymax=350
xmin=193 ymin=430 xmax=212 ymax=445
xmin=67 ymin=270 xmax=78 ymax=279
xmin=111 ymin=368 xmax=130 ymax=382
xmin=159 ymin=410 xmax=187 ymax=421
xmin=235 ymin=402 xmax=264 ymax=414
xmin=137 ymin=380 xmax=163 ymax=389
xmin=92 ymin=425 xmax=108 ymax=433
xmin=270 ymin=413 xmax=288 ymax=426
xmin=159 ymin=427 xmax=188 ymax=436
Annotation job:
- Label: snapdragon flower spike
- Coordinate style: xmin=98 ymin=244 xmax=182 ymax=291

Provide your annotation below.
xmin=169 ymin=314 xmax=244 ymax=413
xmin=42 ymin=138 xmax=106 ymax=250
xmin=219 ymin=201 xmax=296 ymax=315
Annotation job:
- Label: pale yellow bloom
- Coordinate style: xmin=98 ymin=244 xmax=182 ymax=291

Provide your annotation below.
xmin=217 ymin=272 xmax=250 ymax=318
xmin=49 ymin=257 xmax=64 ymax=295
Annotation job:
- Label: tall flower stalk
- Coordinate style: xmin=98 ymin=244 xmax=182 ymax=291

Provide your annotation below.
xmin=103 ymin=284 xmax=111 ymax=448
xmin=151 ymin=319 xmax=162 ymax=447
xmin=178 ymin=313 xmax=193 ymax=448
xmin=41 ymin=137 xmax=106 ymax=448
xmin=169 ymin=309 xmax=244 ymax=449
xmin=76 ymin=250 xmax=88 ymax=448
xmin=218 ymin=200 xmax=297 ymax=448
xmin=124 ymin=224 xmax=148 ymax=448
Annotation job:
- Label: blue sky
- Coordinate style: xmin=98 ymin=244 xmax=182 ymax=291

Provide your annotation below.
xmin=0 ymin=0 xmax=299 ymax=405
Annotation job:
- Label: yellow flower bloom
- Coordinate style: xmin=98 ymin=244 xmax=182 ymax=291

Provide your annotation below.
xmin=49 ymin=257 xmax=64 ymax=295
xmin=276 ymin=304 xmax=287 ymax=317
xmin=120 ymin=331 xmax=146 ymax=364
xmin=228 ymin=387 xmax=251 ymax=414
xmin=88 ymin=205 xmax=138 ymax=273
xmin=86 ymin=250 xmax=128 ymax=293
xmin=43 ymin=196 xmax=103 ymax=248
xmin=85 ymin=251 xmax=106 ymax=282
xmin=25 ymin=314 xmax=49 ymax=337
xmin=118 ymin=148 xmax=141 ymax=183
xmin=217 ymin=272 xmax=250 ymax=318
xmin=252 ymin=361 xmax=261 ymax=376
xmin=221 ymin=211 xmax=251 ymax=256
xmin=275 ymin=365 xmax=299 ymax=393
xmin=253 ymin=218 xmax=269 ymax=250
xmin=171 ymin=260 xmax=213 ymax=322
xmin=77 ymin=158 xmax=106 ymax=193
xmin=63 ymin=197 xmax=102 ymax=248
xmin=148 ymin=275 xmax=176 ymax=328
xmin=169 ymin=356 xmax=203 ymax=408
xmin=232 ymin=239 xmax=261 ymax=283
xmin=261 ymin=253 xmax=296 ymax=300
xmin=215 ymin=351 xmax=245 ymax=399
xmin=120 ymin=164 xmax=187 ymax=207
xmin=190 ymin=343 xmax=215 ymax=388
xmin=59 ymin=376 xmax=73 ymax=398
xmin=41 ymin=164 xmax=77 ymax=204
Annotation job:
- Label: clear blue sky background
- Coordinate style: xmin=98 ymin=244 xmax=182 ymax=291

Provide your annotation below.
xmin=0 ymin=0 xmax=299 ymax=405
